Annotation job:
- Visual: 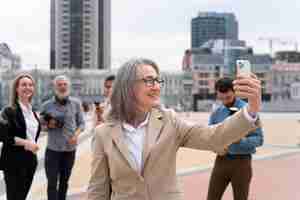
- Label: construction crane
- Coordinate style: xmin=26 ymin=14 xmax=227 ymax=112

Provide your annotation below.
xmin=258 ymin=37 xmax=299 ymax=56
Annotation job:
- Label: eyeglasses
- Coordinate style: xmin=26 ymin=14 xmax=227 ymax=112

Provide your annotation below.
xmin=140 ymin=78 xmax=164 ymax=87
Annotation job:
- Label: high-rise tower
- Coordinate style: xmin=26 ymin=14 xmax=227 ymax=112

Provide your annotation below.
xmin=50 ymin=0 xmax=111 ymax=69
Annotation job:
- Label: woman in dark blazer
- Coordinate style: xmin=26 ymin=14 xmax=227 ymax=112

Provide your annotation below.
xmin=0 ymin=73 xmax=41 ymax=200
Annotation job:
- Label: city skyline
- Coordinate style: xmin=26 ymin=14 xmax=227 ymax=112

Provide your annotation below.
xmin=0 ymin=0 xmax=300 ymax=70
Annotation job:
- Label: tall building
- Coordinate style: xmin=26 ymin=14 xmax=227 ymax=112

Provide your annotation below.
xmin=191 ymin=12 xmax=238 ymax=48
xmin=186 ymin=39 xmax=272 ymax=110
xmin=50 ymin=0 xmax=111 ymax=70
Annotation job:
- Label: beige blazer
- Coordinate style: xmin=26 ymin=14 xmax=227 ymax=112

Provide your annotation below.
xmin=87 ymin=108 xmax=260 ymax=200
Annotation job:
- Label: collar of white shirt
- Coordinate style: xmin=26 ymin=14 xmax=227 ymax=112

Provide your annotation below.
xmin=122 ymin=113 xmax=150 ymax=133
xmin=19 ymin=101 xmax=33 ymax=113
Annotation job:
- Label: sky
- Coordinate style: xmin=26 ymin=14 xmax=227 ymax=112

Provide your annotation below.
xmin=0 ymin=0 xmax=300 ymax=70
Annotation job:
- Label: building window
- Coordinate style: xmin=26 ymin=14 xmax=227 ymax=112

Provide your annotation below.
xmin=198 ymin=80 xmax=208 ymax=85
xmin=84 ymin=21 xmax=91 ymax=25
xmin=256 ymin=73 xmax=265 ymax=79
xmin=199 ymin=88 xmax=209 ymax=94
xmin=198 ymin=73 xmax=209 ymax=78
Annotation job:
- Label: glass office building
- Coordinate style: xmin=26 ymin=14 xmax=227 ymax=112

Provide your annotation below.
xmin=191 ymin=12 xmax=238 ymax=48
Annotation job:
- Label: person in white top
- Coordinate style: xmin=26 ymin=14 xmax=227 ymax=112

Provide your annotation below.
xmin=0 ymin=73 xmax=41 ymax=200
xmin=87 ymin=58 xmax=262 ymax=200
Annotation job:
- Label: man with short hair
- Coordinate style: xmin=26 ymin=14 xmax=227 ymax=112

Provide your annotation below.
xmin=103 ymin=75 xmax=115 ymax=101
xmin=206 ymin=77 xmax=264 ymax=200
xmin=40 ymin=75 xmax=85 ymax=200
xmin=93 ymin=75 xmax=115 ymax=127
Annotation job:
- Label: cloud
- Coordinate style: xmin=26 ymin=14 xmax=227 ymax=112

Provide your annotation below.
xmin=1 ymin=0 xmax=300 ymax=70
xmin=0 ymin=0 xmax=50 ymax=69
xmin=112 ymin=31 xmax=189 ymax=70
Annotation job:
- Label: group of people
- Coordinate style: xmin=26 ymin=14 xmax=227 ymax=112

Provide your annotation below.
xmin=0 ymin=57 xmax=263 ymax=200
xmin=0 ymin=74 xmax=85 ymax=200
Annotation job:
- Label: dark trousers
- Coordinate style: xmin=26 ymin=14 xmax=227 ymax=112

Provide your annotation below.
xmin=207 ymin=155 xmax=252 ymax=200
xmin=45 ymin=148 xmax=76 ymax=200
xmin=3 ymin=164 xmax=37 ymax=200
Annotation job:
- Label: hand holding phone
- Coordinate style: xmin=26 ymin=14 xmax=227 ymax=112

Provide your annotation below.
xmin=234 ymin=59 xmax=261 ymax=113
xmin=236 ymin=60 xmax=251 ymax=77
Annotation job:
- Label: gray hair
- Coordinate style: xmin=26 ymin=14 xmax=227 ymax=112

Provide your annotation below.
xmin=53 ymin=75 xmax=70 ymax=86
xmin=109 ymin=58 xmax=160 ymax=122
xmin=52 ymin=75 xmax=71 ymax=98
xmin=9 ymin=73 xmax=35 ymax=109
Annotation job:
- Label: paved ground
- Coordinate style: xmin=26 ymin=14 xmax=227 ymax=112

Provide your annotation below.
xmin=1 ymin=112 xmax=297 ymax=199
xmin=68 ymin=152 xmax=300 ymax=200
xmin=183 ymin=152 xmax=300 ymax=200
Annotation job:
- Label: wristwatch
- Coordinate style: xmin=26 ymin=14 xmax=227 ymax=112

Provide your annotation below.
xmin=248 ymin=111 xmax=257 ymax=119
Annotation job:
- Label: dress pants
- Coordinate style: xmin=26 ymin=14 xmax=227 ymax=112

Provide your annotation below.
xmin=207 ymin=155 xmax=252 ymax=200
xmin=3 ymin=163 xmax=37 ymax=200
xmin=45 ymin=148 xmax=76 ymax=200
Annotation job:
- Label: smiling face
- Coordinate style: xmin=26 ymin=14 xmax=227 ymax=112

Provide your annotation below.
xmin=134 ymin=64 xmax=161 ymax=112
xmin=16 ymin=77 xmax=35 ymax=103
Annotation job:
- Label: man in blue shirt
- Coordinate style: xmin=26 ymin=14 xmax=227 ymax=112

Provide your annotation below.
xmin=40 ymin=75 xmax=85 ymax=200
xmin=207 ymin=77 xmax=263 ymax=200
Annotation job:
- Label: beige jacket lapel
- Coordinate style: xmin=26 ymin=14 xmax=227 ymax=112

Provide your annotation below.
xmin=111 ymin=124 xmax=137 ymax=170
xmin=142 ymin=109 xmax=164 ymax=168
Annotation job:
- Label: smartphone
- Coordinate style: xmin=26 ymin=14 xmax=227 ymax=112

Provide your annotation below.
xmin=236 ymin=60 xmax=251 ymax=77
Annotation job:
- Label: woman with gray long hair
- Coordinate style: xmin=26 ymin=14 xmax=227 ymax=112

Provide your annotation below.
xmin=87 ymin=58 xmax=262 ymax=200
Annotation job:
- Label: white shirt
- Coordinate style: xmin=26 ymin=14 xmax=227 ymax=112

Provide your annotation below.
xmin=19 ymin=102 xmax=39 ymax=142
xmin=122 ymin=114 xmax=149 ymax=173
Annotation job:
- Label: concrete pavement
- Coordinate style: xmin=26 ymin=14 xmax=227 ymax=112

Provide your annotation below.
xmin=1 ymin=112 xmax=299 ymax=199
